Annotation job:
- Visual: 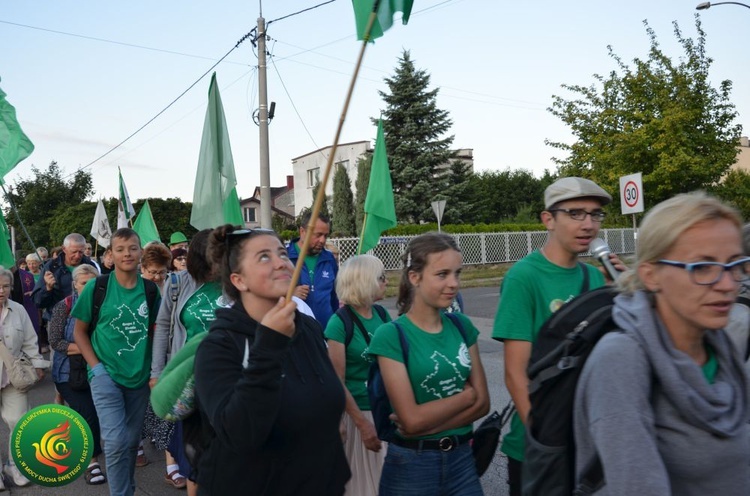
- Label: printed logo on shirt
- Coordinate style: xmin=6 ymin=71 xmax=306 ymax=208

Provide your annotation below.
xmin=217 ymin=295 xmax=232 ymax=308
xmin=185 ymin=294 xmax=220 ymax=333
xmin=322 ymin=270 xmax=331 ymax=279
xmin=419 ymin=350 xmax=469 ymax=399
xmin=457 ymin=342 xmax=471 ymax=368
xmin=110 ymin=304 xmax=148 ymax=354
xmin=11 ymin=405 xmax=93 ymax=487
xmin=138 ymin=301 xmax=149 ymax=319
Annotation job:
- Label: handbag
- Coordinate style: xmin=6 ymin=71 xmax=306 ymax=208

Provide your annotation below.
xmin=0 ymin=340 xmax=39 ymax=393
xmin=473 ymin=401 xmax=515 ymax=476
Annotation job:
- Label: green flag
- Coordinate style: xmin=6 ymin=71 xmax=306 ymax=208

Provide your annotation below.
xmin=190 ymin=73 xmax=240 ymax=230
xmin=0 ymin=209 xmax=15 ymax=269
xmin=358 ymin=119 xmax=397 ymax=254
xmin=352 ymin=0 xmax=414 ymax=41
xmin=132 ymin=200 xmax=160 ymax=247
xmin=0 ymin=84 xmax=34 ymax=179
xmin=117 ymin=168 xmax=135 ymax=229
xmin=223 ymin=187 xmax=244 ymax=227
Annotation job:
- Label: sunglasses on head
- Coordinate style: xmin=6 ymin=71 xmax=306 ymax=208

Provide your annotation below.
xmin=224 ymin=228 xmax=277 ymax=250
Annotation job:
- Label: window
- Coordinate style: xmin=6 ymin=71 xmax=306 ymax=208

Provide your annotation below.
xmin=244 ymin=207 xmax=256 ymax=223
xmin=307 ymin=168 xmax=320 ymax=188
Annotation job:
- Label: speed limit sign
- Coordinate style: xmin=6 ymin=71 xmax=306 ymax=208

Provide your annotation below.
xmin=620 ymin=173 xmax=644 ymax=215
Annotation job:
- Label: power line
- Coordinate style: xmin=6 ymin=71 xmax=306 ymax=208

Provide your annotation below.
xmin=72 ymin=31 xmax=255 ymax=175
xmin=267 ymin=0 xmax=338 ymax=26
xmin=268 ymin=40 xmax=329 ymax=160
xmin=0 ymin=19 xmax=248 ymax=66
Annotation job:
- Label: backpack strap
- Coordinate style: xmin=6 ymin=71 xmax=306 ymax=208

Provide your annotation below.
xmin=445 ymin=312 xmax=468 ymax=343
xmin=338 ymin=306 xmax=371 ymax=347
xmin=88 ymin=274 xmax=111 ymax=335
xmin=143 ymin=278 xmax=159 ymax=339
xmin=390 ymin=321 xmax=410 ymax=368
xmin=168 ymin=273 xmax=181 ymax=349
xmin=372 ymin=304 xmax=388 ymax=323
xmin=735 ymin=294 xmax=750 ymax=361
xmin=579 ymin=262 xmax=590 ymax=294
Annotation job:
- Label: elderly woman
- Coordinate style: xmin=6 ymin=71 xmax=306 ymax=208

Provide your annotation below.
xmin=48 ymin=264 xmax=105 ymax=485
xmin=324 ymin=254 xmax=391 ymax=496
xmin=0 ymin=267 xmax=47 ymax=489
xmin=574 ymin=192 xmax=750 ymax=495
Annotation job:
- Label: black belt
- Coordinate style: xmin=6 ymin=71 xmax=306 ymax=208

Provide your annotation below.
xmin=390 ymin=432 xmax=473 ymax=452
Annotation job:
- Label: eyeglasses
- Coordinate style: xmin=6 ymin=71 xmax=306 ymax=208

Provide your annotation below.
xmin=657 ymin=258 xmax=750 ymax=286
xmin=378 ymin=274 xmax=387 ymax=283
xmin=548 ymin=208 xmax=606 ymax=222
xmin=145 ymin=269 xmax=168 ymax=278
xmin=224 ymin=228 xmax=277 ymax=259
xmin=175 ymin=256 xmax=187 ymax=262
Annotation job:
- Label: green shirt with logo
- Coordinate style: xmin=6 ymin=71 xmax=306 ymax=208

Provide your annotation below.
xmin=324 ymin=306 xmax=392 ymax=410
xmin=72 ymin=275 xmax=159 ymax=388
xmin=368 ymin=313 xmax=479 ymax=440
xmin=180 ymin=282 xmax=224 ymax=342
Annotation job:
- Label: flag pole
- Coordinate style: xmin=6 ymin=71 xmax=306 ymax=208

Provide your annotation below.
xmin=0 ymin=183 xmax=39 ymax=255
xmin=285 ymin=3 xmax=382 ymax=302
xmin=357 ymin=213 xmax=369 ymax=255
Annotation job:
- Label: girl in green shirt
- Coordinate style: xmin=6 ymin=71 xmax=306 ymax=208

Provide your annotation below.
xmin=369 ymin=232 xmax=490 ymax=496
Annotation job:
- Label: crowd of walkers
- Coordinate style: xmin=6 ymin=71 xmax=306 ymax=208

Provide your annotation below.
xmin=0 ymin=180 xmax=746 ymax=496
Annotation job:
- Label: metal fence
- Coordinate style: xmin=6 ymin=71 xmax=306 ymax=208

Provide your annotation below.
xmin=329 ymin=228 xmax=636 ymax=270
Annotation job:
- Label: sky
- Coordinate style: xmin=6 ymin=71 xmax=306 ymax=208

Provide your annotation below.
xmin=2 ymin=0 xmax=749 ymax=207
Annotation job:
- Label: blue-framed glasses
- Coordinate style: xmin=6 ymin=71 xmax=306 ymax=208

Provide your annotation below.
xmin=657 ymin=258 xmax=750 ymax=286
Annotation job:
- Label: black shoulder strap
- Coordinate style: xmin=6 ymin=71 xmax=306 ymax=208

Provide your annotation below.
xmin=735 ymin=294 xmax=750 ymax=361
xmin=372 ymin=304 xmax=388 ymax=322
xmin=335 ymin=307 xmax=355 ymax=347
xmin=390 ymin=321 xmax=410 ymax=368
xmin=579 ymin=262 xmax=590 ymax=294
xmin=343 ymin=306 xmax=371 ymax=347
xmin=445 ymin=312 xmax=468 ymax=343
xmin=88 ymin=274 xmax=110 ymax=335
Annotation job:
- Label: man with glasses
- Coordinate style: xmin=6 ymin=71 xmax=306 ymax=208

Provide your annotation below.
xmin=492 ymin=177 xmax=624 ymax=495
xmin=32 ymin=233 xmax=99 ymax=353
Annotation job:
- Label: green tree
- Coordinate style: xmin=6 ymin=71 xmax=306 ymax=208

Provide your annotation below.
xmin=439 ymin=159 xmax=474 ymax=224
xmin=354 ymin=154 xmax=373 ymax=237
xmin=467 ymin=168 xmax=552 ymax=223
xmin=547 ymin=17 xmax=741 ymax=208
xmin=6 ymin=162 xmax=93 ymax=249
xmin=377 ymin=50 xmax=457 ymax=223
xmin=332 ymin=164 xmax=356 ymax=236
xmin=310 ymin=179 xmax=330 ymax=220
xmin=712 ymin=169 xmax=750 ymax=220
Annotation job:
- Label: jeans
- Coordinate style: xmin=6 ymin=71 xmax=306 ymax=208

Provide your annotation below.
xmin=379 ymin=442 xmax=483 ymax=496
xmin=56 ymin=382 xmax=102 ymax=458
xmin=90 ymin=371 xmax=149 ymax=496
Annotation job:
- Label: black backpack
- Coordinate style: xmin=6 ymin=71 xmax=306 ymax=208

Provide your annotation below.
xmin=522 ymin=285 xmax=618 ymax=496
xmin=368 ymin=313 xmax=467 ymax=442
xmin=334 ymin=304 xmax=389 ymax=347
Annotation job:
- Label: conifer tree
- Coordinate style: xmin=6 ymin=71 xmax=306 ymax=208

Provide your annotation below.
xmin=354 ymin=154 xmax=372 ymax=237
xmin=332 ymin=163 xmax=356 ymax=236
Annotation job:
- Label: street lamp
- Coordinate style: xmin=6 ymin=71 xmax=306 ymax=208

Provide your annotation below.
xmin=696 ymin=2 xmax=750 ymax=10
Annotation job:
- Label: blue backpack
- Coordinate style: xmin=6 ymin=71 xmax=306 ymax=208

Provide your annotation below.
xmin=367 ymin=313 xmax=467 ymax=442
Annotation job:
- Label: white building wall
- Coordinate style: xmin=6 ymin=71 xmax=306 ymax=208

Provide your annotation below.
xmin=292 ymin=141 xmax=371 ymax=216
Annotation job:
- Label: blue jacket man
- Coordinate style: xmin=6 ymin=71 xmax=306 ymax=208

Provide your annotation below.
xmin=32 ymin=233 xmax=98 ymax=318
xmin=287 ymin=213 xmax=339 ymax=327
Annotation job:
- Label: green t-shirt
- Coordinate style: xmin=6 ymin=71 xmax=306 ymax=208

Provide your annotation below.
xmin=368 ymin=313 xmax=479 ymax=440
xmin=71 ymin=275 xmax=160 ymax=388
xmin=492 ymin=250 xmax=606 ymax=462
xmin=324 ymin=306 xmax=392 ymax=410
xmin=180 ymin=282 xmax=224 ymax=342
xmin=702 ymin=345 xmax=718 ymax=384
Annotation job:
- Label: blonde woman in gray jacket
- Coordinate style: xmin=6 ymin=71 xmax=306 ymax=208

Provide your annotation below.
xmin=574 ymin=192 xmax=750 ymax=496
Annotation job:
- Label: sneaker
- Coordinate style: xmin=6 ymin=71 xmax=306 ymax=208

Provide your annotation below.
xmin=0 ymin=473 xmax=5 ymax=491
xmin=135 ymin=448 xmax=149 ymax=467
xmin=4 ymin=464 xmax=30 ymax=487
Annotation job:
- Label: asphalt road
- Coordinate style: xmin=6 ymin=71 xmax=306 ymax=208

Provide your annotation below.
xmin=0 ymin=286 xmax=511 ymax=495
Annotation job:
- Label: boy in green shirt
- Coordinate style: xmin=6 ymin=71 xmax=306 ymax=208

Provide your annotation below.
xmin=492 ymin=177 xmax=623 ymax=495
xmin=73 ymin=228 xmax=160 ymax=496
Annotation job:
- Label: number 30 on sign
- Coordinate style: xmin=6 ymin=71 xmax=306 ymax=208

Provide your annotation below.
xmin=619 ymin=173 xmax=644 ymax=215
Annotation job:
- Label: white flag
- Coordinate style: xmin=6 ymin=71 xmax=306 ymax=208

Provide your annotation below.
xmin=117 ymin=168 xmax=135 ymax=229
xmin=90 ymin=199 xmax=112 ymax=248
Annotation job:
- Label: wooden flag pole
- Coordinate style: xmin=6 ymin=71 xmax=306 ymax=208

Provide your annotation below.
xmin=285 ymin=4 xmax=382 ymax=301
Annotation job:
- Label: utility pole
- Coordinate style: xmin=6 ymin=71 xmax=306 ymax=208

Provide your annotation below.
xmin=257 ymin=15 xmax=273 ymax=228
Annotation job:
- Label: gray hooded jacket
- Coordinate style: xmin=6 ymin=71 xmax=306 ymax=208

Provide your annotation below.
xmin=574 ymin=290 xmax=750 ymax=495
